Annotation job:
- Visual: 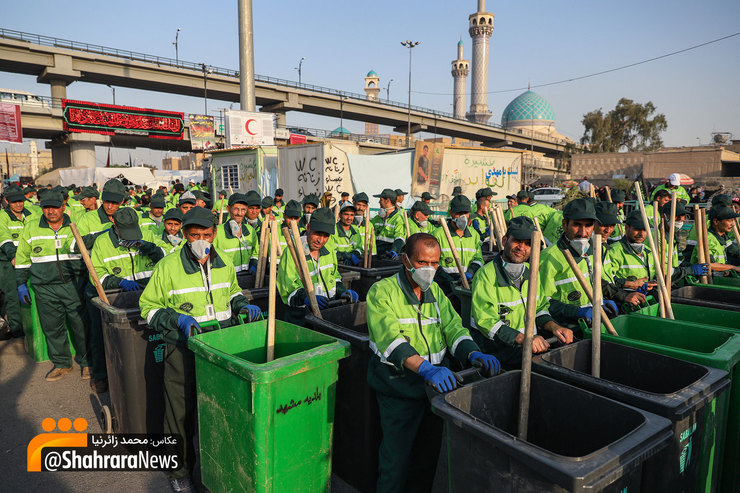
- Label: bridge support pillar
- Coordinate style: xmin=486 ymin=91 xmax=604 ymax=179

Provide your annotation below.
xmin=49 ymin=80 xmax=68 ymax=109
xmin=48 ymin=133 xmax=111 ymax=169
xmin=37 ymin=54 xmax=81 ymax=108
xmin=274 ymin=111 xmax=287 ymax=128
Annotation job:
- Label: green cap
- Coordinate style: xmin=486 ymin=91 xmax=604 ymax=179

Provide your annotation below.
xmin=179 ymin=191 xmax=197 ymax=205
xmin=373 ymin=188 xmax=397 ymax=200
xmin=395 ymin=188 xmax=408 ymax=196
xmin=261 ymin=196 xmax=274 ymax=208
xmin=308 ymin=207 xmax=336 ymax=235
xmin=101 ymin=179 xmax=126 ymax=203
xmin=708 ymin=205 xmax=740 ymax=220
xmin=660 ymin=202 xmax=688 ymax=217
xmin=610 ymin=189 xmax=626 ymax=202
xmin=421 ymin=192 xmax=435 ymax=200
xmin=624 ymin=210 xmax=647 ymax=229
xmin=74 ymin=186 xmax=100 ymax=200
xmin=475 ymin=187 xmax=497 ymax=199
xmin=245 ymin=190 xmax=261 ymax=207
xmin=113 ymin=208 xmax=143 ymax=241
xmin=516 ymin=190 xmax=529 ymax=200
xmin=302 ymin=193 xmax=320 ymax=207
xmin=562 ymin=198 xmax=598 ymax=221
xmin=506 ymin=216 xmax=537 ymax=240
xmin=594 ymin=202 xmax=620 ymax=225
xmin=711 ymin=194 xmax=732 ymax=207
xmin=284 ymin=199 xmax=302 ymax=218
xmin=449 ymin=194 xmax=472 ymax=214
xmin=228 ymin=193 xmax=248 ymax=206
xmin=23 ymin=186 xmax=36 ymax=194
xmin=149 ymin=194 xmax=166 ymax=208
xmin=353 ymin=192 xmax=369 ymax=204
xmin=452 ymin=186 xmax=463 ymax=196
xmin=410 ymin=201 xmax=432 ymax=216
xmin=182 ymin=206 xmax=216 ymax=228
xmin=40 ymin=191 xmax=64 ymax=208
xmin=163 ymin=208 xmax=184 ymax=222
xmin=4 ymin=185 xmax=25 ymax=203
xmin=274 ymin=188 xmax=284 ymax=196
xmin=192 ymin=190 xmax=209 ymax=202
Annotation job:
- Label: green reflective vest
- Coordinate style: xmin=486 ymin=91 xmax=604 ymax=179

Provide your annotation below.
xmin=276 ymin=240 xmax=344 ymax=306
xmin=371 ymin=209 xmax=405 ymax=254
xmin=15 ymin=214 xmax=83 ymax=286
xmin=213 ymin=221 xmax=258 ymax=273
xmin=432 ymin=221 xmax=483 ymax=276
xmin=90 ymin=229 xmax=166 ymax=289
xmin=691 ymin=229 xmax=734 ymax=264
xmin=75 ymin=206 xmax=115 ymax=250
xmin=0 ymin=207 xmax=31 ymax=261
xmin=328 ymin=223 xmax=360 ymax=263
xmin=542 ymin=211 xmax=564 ymax=247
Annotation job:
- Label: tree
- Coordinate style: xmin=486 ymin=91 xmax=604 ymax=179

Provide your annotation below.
xmin=580 ymin=98 xmax=667 ymax=153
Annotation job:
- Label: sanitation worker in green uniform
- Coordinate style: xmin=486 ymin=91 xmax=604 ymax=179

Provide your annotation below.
xmin=0 ymin=185 xmax=31 ymax=339
xmin=367 ymin=232 xmax=500 ymax=493
xmin=139 ymin=207 xmax=260 ymax=493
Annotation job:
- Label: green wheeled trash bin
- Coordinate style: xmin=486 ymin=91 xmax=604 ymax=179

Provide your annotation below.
xmin=338 ymin=256 xmax=402 ymax=300
xmin=304 ymin=302 xmax=379 ymax=493
xmin=582 ymin=317 xmax=740 ymax=493
xmin=533 ymin=339 xmax=731 ymax=493
xmin=92 ymin=290 xmax=166 ymax=435
xmin=685 ymin=275 xmax=740 ymax=292
xmin=671 ymin=285 xmax=740 ymax=311
xmin=431 ymin=371 xmax=673 ymax=492
xmin=21 ymin=282 xmax=79 ymax=362
xmin=188 ymin=320 xmax=350 ymax=493
xmin=629 ymin=300 xmax=740 ymax=333
xmin=452 ymin=285 xmax=473 ymax=329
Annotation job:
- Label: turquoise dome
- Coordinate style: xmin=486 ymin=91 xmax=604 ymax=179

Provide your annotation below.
xmin=501 ymin=91 xmax=555 ymax=126
xmin=367 ymin=70 xmax=378 ymax=77
xmin=457 ymin=40 xmax=464 ymax=46
xmin=329 ymin=126 xmax=351 ymax=137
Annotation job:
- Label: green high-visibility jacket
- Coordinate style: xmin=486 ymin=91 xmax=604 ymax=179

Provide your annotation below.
xmin=542 ymin=210 xmax=564 ymax=247
xmin=213 ymin=221 xmax=258 ymax=273
xmin=272 ymin=203 xmax=285 ymax=223
xmin=407 ymin=217 xmax=436 ymax=236
xmin=651 ymin=184 xmax=690 ymax=203
xmin=329 ymin=222 xmax=360 ymax=263
xmin=139 ymin=211 xmax=164 ymax=237
xmin=0 ymin=207 xmax=31 ymax=261
xmin=469 ymin=212 xmax=489 ymax=243
xmin=75 ymin=206 xmax=115 ymax=250
xmin=607 ymin=236 xmax=689 ymax=288
xmin=276 ymin=239 xmax=345 ymax=307
xmin=159 ymin=229 xmax=184 ymax=254
xmin=90 ymin=229 xmax=166 ymax=290
xmin=539 ymin=235 xmax=627 ymax=323
xmin=211 ymin=198 xmax=229 ymax=215
xmin=349 ymin=218 xmax=377 ymax=256
xmin=510 ymin=203 xmax=539 ymax=221
xmin=432 ymin=220 xmax=483 ymax=279
xmin=139 ymin=245 xmax=248 ymax=347
xmin=366 ymin=272 xmax=479 ymax=399
xmin=691 ymin=228 xmax=740 ymax=265
xmin=15 ymin=214 xmax=84 ymax=286
xmin=371 ymin=209 xmax=405 ymax=253
xmin=471 ymin=254 xmax=555 ymax=346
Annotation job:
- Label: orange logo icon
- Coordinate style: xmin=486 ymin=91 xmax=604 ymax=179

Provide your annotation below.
xmin=27 ymin=417 xmax=89 ymax=471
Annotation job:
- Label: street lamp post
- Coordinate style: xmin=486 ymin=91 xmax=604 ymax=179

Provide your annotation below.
xmin=202 ymin=64 xmax=213 ymax=114
xmin=295 ymin=57 xmax=305 ymax=85
xmin=107 ymin=85 xmax=116 ymax=105
xmin=385 ymin=78 xmax=394 ymax=101
xmin=173 ymin=27 xmax=181 ymax=64
xmin=401 ymin=40 xmax=420 ymax=148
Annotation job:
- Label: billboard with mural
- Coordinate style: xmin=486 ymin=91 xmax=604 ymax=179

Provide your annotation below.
xmin=188 ymin=114 xmax=215 ymax=150
xmin=410 ymin=141 xmax=444 ymax=198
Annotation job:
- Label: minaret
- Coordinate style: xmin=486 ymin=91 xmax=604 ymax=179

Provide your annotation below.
xmin=364 ymin=70 xmax=380 ymax=135
xmin=451 ymin=40 xmax=469 ymax=120
xmin=466 ymin=0 xmax=493 ymax=124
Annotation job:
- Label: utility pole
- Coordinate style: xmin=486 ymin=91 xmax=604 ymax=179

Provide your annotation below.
xmin=173 ymin=27 xmax=181 ymax=64
xmin=202 ymin=64 xmax=213 ymax=114
xmin=295 ymin=57 xmax=305 ymax=85
xmin=385 ymin=78 xmax=394 ymax=101
xmin=107 ymin=85 xmax=116 ymax=105
xmin=238 ymin=0 xmax=256 ymax=111
xmin=401 ymin=40 xmax=420 ymax=147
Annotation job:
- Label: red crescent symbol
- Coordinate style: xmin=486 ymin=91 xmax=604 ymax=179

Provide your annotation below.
xmin=245 ymin=119 xmax=258 ymax=135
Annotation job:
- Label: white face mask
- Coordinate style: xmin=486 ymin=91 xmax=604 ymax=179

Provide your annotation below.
xmin=189 ymin=239 xmax=211 ymax=260
xmin=674 ymin=221 xmax=684 ymax=230
xmin=502 ymin=260 xmax=526 ymax=280
xmin=378 ymin=208 xmax=388 ymax=218
xmin=247 ymin=218 xmax=258 ymax=227
xmin=228 ymin=219 xmax=241 ymax=237
xmin=455 ymin=215 xmax=468 ymax=230
xmin=418 ymin=220 xmax=428 ymax=229
xmin=404 ymin=257 xmax=436 ymax=292
xmin=630 ymin=242 xmax=645 ymax=254
xmin=354 ymin=216 xmax=364 ymax=225
xmin=167 ymin=234 xmax=182 ymax=246
xmin=570 ymin=238 xmax=590 ymax=257
xmin=304 ymin=213 xmax=312 ymax=222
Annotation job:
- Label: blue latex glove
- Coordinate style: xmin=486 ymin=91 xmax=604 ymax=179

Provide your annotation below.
xmin=343 ymin=259 xmax=353 ymax=265
xmin=603 ymin=300 xmax=619 ymax=318
xmin=119 ymin=279 xmax=141 ymax=292
xmin=469 ymin=351 xmax=501 ymax=377
xmin=417 ymin=360 xmax=460 ymax=393
xmin=350 ymin=253 xmax=361 ymax=266
xmin=304 ymin=295 xmax=329 ymax=309
xmin=387 ymin=250 xmax=400 ymax=260
xmin=637 ymin=283 xmax=650 ymax=295
xmin=17 ymin=284 xmax=31 ymax=305
xmin=177 ymin=314 xmax=200 ymax=338
xmin=239 ymin=304 xmax=262 ymax=322
xmin=691 ymin=263 xmax=709 ymax=276
xmin=576 ymin=306 xmax=593 ymax=321
xmin=465 ymin=271 xmax=474 ymax=282
xmin=248 ymin=265 xmax=257 ymax=275
xmin=342 ymin=290 xmax=359 ymax=304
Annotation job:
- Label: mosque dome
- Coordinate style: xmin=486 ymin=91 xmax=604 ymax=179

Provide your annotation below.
xmin=501 ymin=90 xmax=555 ymax=126
xmin=329 ymin=126 xmax=351 ymax=137
xmin=366 ymin=70 xmax=378 ymax=77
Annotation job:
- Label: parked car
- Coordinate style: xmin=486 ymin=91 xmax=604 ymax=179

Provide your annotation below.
xmin=530 ymin=187 xmax=564 ymax=206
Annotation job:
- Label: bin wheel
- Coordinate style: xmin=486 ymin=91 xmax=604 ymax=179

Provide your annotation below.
xmin=100 ymin=405 xmax=113 ymax=434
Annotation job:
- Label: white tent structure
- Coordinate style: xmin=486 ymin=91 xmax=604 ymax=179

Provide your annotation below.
xmin=36 ymin=167 xmax=161 ymax=187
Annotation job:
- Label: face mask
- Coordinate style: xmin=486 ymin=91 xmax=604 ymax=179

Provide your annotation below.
xmin=378 ymin=208 xmax=388 ymax=218
xmin=674 ymin=221 xmax=684 ymax=230
xmin=570 ymin=238 xmax=590 ymax=257
xmin=354 ymin=216 xmax=364 ymax=225
xmin=247 ymin=218 xmax=258 ymax=227
xmin=405 ymin=260 xmax=437 ymax=292
xmin=304 ymin=213 xmax=312 ymax=222
xmin=189 ymin=239 xmax=211 ymax=260
xmin=228 ymin=219 xmax=241 ymax=237
xmin=502 ymin=260 xmax=526 ymax=280
xmin=455 ymin=215 xmax=468 ymax=230
xmin=630 ymin=242 xmax=645 ymax=254
xmin=418 ymin=220 xmax=428 ymax=229
xmin=167 ymin=234 xmax=182 ymax=246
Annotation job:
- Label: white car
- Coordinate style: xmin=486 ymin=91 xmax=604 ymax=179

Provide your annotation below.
xmin=530 ymin=187 xmax=564 ymax=206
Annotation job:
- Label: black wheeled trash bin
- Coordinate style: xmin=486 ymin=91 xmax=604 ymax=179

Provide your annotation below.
xmin=338 ymin=256 xmax=402 ymax=300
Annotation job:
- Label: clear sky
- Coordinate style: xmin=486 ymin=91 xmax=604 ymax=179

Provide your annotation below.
xmin=2 ymin=0 xmax=739 ymax=165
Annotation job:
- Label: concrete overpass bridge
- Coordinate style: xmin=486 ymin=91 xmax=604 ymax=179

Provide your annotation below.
xmin=0 ymin=28 xmax=574 ymax=167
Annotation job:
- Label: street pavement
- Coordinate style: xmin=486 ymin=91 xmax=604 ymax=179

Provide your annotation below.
xmin=0 ymin=337 xmax=446 ymax=492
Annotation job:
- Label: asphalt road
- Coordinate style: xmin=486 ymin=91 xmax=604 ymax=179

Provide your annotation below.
xmin=0 ymin=337 xmax=447 ymax=492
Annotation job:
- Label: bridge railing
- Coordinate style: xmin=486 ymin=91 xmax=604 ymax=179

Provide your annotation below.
xmin=0 ymin=27 xmax=574 ymax=147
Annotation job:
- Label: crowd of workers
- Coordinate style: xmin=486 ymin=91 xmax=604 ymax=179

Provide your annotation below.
xmin=0 ymin=171 xmax=737 ymax=492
